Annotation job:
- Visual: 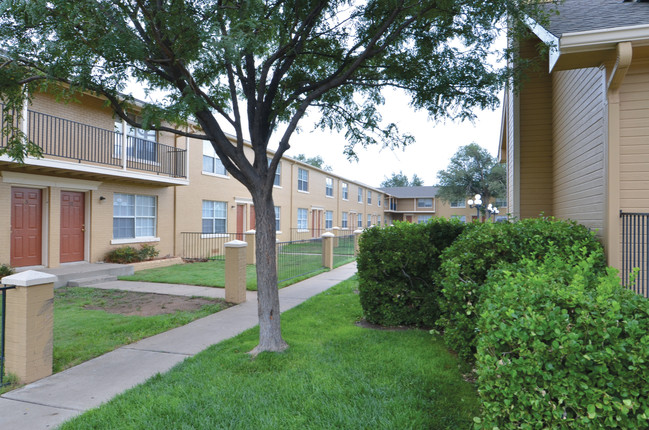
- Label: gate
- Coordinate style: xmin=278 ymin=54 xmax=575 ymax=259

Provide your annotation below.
xmin=620 ymin=211 xmax=649 ymax=297
xmin=1 ymin=284 xmax=16 ymax=387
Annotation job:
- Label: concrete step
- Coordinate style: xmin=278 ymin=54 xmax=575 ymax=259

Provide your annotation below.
xmin=36 ymin=263 xmax=134 ymax=288
xmin=67 ymin=275 xmax=119 ymax=287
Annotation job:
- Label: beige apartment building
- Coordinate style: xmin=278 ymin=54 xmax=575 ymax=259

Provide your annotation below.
xmin=1 ymin=90 xmax=387 ymax=269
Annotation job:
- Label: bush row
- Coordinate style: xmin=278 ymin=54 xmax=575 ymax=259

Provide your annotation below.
xmin=104 ymin=244 xmax=159 ymax=264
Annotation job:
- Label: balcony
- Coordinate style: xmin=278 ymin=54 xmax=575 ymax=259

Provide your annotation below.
xmin=0 ymin=105 xmax=187 ymax=184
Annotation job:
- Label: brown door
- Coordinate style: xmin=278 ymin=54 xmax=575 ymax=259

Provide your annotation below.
xmin=250 ymin=205 xmax=256 ymax=230
xmin=405 ymin=215 xmax=413 ymax=223
xmin=312 ymin=210 xmax=322 ymax=237
xmin=60 ymin=191 xmax=85 ymax=263
xmin=236 ymin=204 xmax=245 ymax=240
xmin=11 ymin=187 xmax=42 ymax=267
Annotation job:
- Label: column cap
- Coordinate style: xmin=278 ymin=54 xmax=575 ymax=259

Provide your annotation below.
xmin=321 ymin=232 xmax=335 ymax=238
xmin=225 ymin=240 xmax=248 ymax=248
xmin=1 ymin=270 xmax=57 ymax=287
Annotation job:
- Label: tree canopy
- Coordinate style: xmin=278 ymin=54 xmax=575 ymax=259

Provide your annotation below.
xmin=381 ymin=171 xmax=424 ymax=187
xmin=0 ymin=0 xmax=545 ymax=353
xmin=293 ymin=154 xmax=332 ymax=172
xmin=436 ymin=143 xmax=505 ymax=208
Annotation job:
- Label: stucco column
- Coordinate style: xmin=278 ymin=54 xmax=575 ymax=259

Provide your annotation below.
xmin=224 ymin=240 xmax=247 ymax=304
xmin=332 ymin=226 xmax=340 ymax=247
xmin=322 ymin=232 xmax=335 ymax=269
xmin=353 ymin=229 xmax=364 ymax=257
xmin=244 ymin=230 xmax=256 ymax=265
xmin=2 ymin=270 xmax=57 ymax=384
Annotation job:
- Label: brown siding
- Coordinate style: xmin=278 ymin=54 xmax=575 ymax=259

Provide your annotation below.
xmin=552 ymin=67 xmax=606 ymax=233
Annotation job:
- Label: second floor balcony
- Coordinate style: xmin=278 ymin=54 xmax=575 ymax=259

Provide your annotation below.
xmin=0 ymin=105 xmax=188 ymax=184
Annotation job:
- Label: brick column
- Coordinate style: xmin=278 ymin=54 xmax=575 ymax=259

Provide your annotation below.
xmin=354 ymin=229 xmax=364 ymax=256
xmin=244 ymin=230 xmax=256 ymax=265
xmin=225 ymin=240 xmax=247 ymax=304
xmin=322 ymin=232 xmax=335 ymax=269
xmin=3 ymin=270 xmax=57 ymax=384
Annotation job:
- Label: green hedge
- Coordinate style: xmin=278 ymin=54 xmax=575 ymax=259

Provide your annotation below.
xmin=357 ymin=219 xmax=465 ymax=327
xmin=475 ymin=254 xmax=649 ymax=429
xmin=104 ymin=244 xmax=160 ymax=264
xmin=437 ymin=217 xmax=606 ymax=363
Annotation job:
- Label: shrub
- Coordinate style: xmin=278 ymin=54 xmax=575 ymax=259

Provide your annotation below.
xmin=105 ymin=245 xmax=159 ymax=264
xmin=357 ymin=218 xmax=465 ymax=327
xmin=438 ymin=217 xmax=606 ymax=363
xmin=475 ymin=255 xmax=649 ymax=429
xmin=0 ymin=263 xmax=14 ymax=277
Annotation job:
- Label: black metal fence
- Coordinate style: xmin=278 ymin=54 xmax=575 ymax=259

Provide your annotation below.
xmin=621 ymin=211 xmax=649 ymax=297
xmin=333 ymin=234 xmax=356 ymax=267
xmin=1 ymin=285 xmax=16 ymax=387
xmin=277 ymin=237 xmax=325 ymax=283
xmin=181 ymin=232 xmax=239 ymax=261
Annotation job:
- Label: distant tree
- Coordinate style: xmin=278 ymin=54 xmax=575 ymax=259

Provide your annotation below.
xmin=381 ymin=171 xmax=425 ymax=187
xmin=294 ymin=154 xmax=332 ymax=172
xmin=436 ymin=143 xmax=505 ymax=209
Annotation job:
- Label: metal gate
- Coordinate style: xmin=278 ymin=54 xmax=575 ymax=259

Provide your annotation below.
xmin=620 ymin=211 xmax=649 ymax=297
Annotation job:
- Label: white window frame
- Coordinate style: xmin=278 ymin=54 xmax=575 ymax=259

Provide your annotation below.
xmin=275 ymin=206 xmax=281 ymax=232
xmin=378 ymin=195 xmax=381 ymax=207
xmin=358 ymin=187 xmax=363 ymax=203
xmin=367 ymin=190 xmax=372 ymax=205
xmin=298 ymin=168 xmax=309 ymax=192
xmin=112 ymin=193 xmax=157 ymax=241
xmin=202 ymin=140 xmax=228 ymax=177
xmin=450 ymin=200 xmax=466 ymax=208
xmin=297 ymin=208 xmax=308 ymax=230
xmin=342 ymin=182 xmax=348 ymax=200
xmin=325 ymin=210 xmax=333 ymax=229
xmin=201 ymin=200 xmax=227 ymax=237
xmin=272 ymin=160 xmax=281 ymax=187
xmin=342 ymin=212 xmax=348 ymax=229
xmin=417 ymin=215 xmax=432 ymax=224
xmin=451 ymin=215 xmax=467 ymax=223
xmin=358 ymin=213 xmax=363 ymax=228
xmin=325 ymin=177 xmax=333 ymax=197
xmin=115 ymin=121 xmax=158 ymax=164
xmin=367 ymin=214 xmax=372 ymax=227
xmin=417 ymin=198 xmax=433 ymax=208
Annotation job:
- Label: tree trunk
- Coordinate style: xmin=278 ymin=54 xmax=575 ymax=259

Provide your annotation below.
xmin=249 ymin=188 xmax=288 ymax=355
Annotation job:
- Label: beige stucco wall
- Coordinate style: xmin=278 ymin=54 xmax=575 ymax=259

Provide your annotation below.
xmin=552 ymin=67 xmax=606 ymax=235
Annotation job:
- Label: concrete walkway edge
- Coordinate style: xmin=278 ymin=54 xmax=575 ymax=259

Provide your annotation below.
xmin=0 ymin=262 xmax=357 ymax=430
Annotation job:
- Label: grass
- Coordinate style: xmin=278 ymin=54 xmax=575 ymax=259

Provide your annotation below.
xmin=1 ymin=287 xmax=229 ymax=393
xmin=60 ymin=278 xmax=480 ymax=429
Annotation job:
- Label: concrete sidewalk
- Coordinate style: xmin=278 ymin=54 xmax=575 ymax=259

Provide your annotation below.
xmin=0 ymin=262 xmax=357 ymax=430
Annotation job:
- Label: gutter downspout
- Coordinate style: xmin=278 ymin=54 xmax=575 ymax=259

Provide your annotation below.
xmin=605 ymin=41 xmax=632 ymax=272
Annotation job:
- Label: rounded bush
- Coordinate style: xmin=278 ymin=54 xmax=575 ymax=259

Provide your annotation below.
xmin=438 ymin=217 xmax=606 ymax=363
xmin=357 ymin=219 xmax=465 ymax=327
xmin=475 ymin=255 xmax=649 ymax=429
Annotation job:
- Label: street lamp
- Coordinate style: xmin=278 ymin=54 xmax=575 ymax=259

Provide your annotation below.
xmin=486 ymin=203 xmax=500 ymax=221
xmin=467 ymin=194 xmax=483 ymax=220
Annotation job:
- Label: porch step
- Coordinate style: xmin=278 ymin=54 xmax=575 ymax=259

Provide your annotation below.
xmin=67 ymin=275 xmax=118 ymax=287
xmin=36 ymin=262 xmax=134 ymax=288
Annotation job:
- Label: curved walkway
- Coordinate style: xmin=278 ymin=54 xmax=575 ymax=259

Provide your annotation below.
xmin=0 ymin=262 xmax=357 ymax=430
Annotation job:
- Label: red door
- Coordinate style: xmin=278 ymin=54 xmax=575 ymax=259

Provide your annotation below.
xmin=405 ymin=215 xmax=413 ymax=223
xmin=236 ymin=204 xmax=245 ymax=240
xmin=60 ymin=191 xmax=85 ymax=263
xmin=312 ymin=210 xmax=322 ymax=237
xmin=11 ymin=187 xmax=42 ymax=267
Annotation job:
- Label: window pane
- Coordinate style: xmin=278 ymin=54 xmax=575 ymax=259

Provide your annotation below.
xmin=136 ymin=195 xmax=156 ymax=217
xmin=114 ymin=193 xmax=135 ymax=217
xmin=202 ymin=219 xmax=214 ymax=234
xmin=136 ymin=218 xmax=155 ymax=237
xmin=214 ymin=219 xmax=226 ymax=233
xmin=203 ymin=155 xmax=214 ymax=173
xmin=113 ymin=218 xmax=134 ymax=239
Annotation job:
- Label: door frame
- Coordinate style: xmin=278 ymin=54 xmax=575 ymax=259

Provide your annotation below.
xmin=10 ymin=186 xmax=45 ymax=267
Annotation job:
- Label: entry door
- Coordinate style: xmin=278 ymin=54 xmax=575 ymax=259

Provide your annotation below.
xmin=11 ymin=187 xmax=43 ymax=267
xmin=312 ymin=210 xmax=322 ymax=237
xmin=405 ymin=215 xmax=413 ymax=223
xmin=60 ymin=191 xmax=85 ymax=263
xmin=236 ymin=204 xmax=246 ymax=240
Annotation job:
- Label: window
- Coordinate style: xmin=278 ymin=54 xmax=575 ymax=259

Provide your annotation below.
xmin=450 ymin=200 xmax=466 ymax=208
xmin=358 ymin=187 xmax=363 ymax=203
xmin=268 ymin=159 xmax=281 ymax=187
xmin=417 ymin=215 xmax=432 ymax=224
xmin=113 ymin=193 xmax=156 ymax=239
xmin=275 ymin=206 xmax=281 ymax=231
xmin=495 ymin=215 xmax=508 ymax=223
xmin=417 ymin=198 xmax=433 ymax=208
xmin=325 ymin=211 xmax=333 ymax=229
xmin=358 ymin=213 xmax=363 ymax=228
xmin=298 ymin=168 xmax=309 ymax=192
xmin=342 ymin=212 xmax=348 ymax=229
xmin=115 ymin=122 xmax=158 ymax=163
xmin=367 ymin=214 xmax=372 ymax=227
xmin=367 ymin=190 xmax=372 ymax=205
xmin=202 ymin=201 xmax=227 ymax=234
xmin=202 ymin=140 xmax=227 ymax=176
xmin=378 ymin=195 xmax=381 ymax=207
xmin=495 ymin=198 xmax=507 ymax=208
xmin=297 ymin=208 xmax=308 ymax=230
xmin=451 ymin=215 xmax=467 ymax=223
xmin=326 ymin=177 xmax=333 ymax=197
xmin=377 ymin=215 xmax=381 ymax=226
xmin=342 ymin=183 xmax=348 ymax=200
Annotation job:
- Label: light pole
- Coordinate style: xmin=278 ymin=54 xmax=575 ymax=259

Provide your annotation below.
xmin=486 ymin=203 xmax=500 ymax=221
xmin=467 ymin=194 xmax=483 ymax=220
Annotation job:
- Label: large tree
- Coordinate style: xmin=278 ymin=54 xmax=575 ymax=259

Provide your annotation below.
xmin=0 ymin=0 xmax=543 ymax=354
xmin=381 ymin=171 xmax=424 ymax=187
xmin=436 ymin=142 xmax=505 ymax=208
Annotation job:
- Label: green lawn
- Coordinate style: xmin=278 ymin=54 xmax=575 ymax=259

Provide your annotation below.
xmin=60 ymin=278 xmax=479 ymax=429
xmin=1 ymin=287 xmax=229 ymax=393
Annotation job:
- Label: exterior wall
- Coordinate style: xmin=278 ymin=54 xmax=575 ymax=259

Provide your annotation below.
xmin=552 ymin=67 xmax=606 ymax=235
xmin=518 ymin=37 xmax=554 ymax=219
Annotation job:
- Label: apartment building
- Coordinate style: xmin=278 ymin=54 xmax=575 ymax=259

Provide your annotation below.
xmin=381 ymin=186 xmax=508 ymax=224
xmin=1 ymin=90 xmax=385 ymax=269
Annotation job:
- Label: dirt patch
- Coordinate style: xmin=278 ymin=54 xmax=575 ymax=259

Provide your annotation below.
xmin=355 ymin=319 xmax=412 ymax=331
xmin=84 ymin=291 xmax=225 ymax=316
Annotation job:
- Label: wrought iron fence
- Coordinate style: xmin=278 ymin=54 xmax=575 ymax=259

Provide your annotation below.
xmin=277 ymin=237 xmax=325 ymax=283
xmin=181 ymin=232 xmax=239 ymax=261
xmin=620 ymin=211 xmax=649 ymax=297
xmin=1 ymin=284 xmax=16 ymax=387
xmin=289 ymin=228 xmax=354 ymax=241
xmin=333 ymin=234 xmax=355 ymax=267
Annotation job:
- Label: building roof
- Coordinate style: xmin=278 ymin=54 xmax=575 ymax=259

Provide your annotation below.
xmin=379 ymin=186 xmax=439 ymax=198
xmin=540 ymin=0 xmax=649 ymax=38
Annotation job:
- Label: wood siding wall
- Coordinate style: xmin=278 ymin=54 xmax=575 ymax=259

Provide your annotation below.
xmin=620 ymin=59 xmax=649 ymax=213
xmin=552 ymin=67 xmax=606 ymax=234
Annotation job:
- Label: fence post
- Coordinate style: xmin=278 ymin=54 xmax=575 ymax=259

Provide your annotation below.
xmin=322 ymin=232 xmax=335 ymax=269
xmin=2 ymin=270 xmax=57 ymax=385
xmin=332 ymin=226 xmax=340 ymax=247
xmin=225 ymin=240 xmax=247 ymax=304
xmin=354 ymin=229 xmax=364 ymax=256
xmin=244 ymin=230 xmax=256 ymax=265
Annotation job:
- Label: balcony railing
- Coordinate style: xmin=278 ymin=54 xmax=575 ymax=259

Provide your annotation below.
xmin=0 ymin=105 xmax=186 ymax=179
